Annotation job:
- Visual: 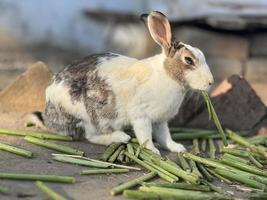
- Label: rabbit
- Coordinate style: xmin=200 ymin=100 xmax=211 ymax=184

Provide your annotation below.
xmin=28 ymin=11 xmax=214 ymax=154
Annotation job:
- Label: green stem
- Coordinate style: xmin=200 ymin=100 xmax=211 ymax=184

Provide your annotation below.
xmin=0 ymin=142 xmax=33 ymax=158
xmin=143 ymin=160 xmax=179 ymax=182
xmin=222 ymin=148 xmax=263 ymax=159
xmin=222 ymin=153 xmax=249 ymax=164
xmin=217 ymin=141 xmax=224 ymax=153
xmin=101 ymin=143 xmax=121 ymax=161
xmin=0 ymin=172 xmax=75 ymax=183
xmin=248 ymin=135 xmax=267 ymax=145
xmin=150 ymin=157 xmax=199 ymax=184
xmin=36 ymin=181 xmax=66 ymax=200
xmin=192 ymin=139 xmax=200 ymax=155
xmin=249 ymin=192 xmax=267 ymax=199
xmin=201 ymin=139 xmax=207 ymax=152
xmin=169 ymin=127 xmax=216 ymax=133
xmin=24 ymin=136 xmax=83 ymax=155
xmin=250 ymin=176 xmax=267 ymax=185
xmin=197 ymin=163 xmax=213 ymax=182
xmin=127 ymin=143 xmax=135 ymax=155
xmin=108 ymin=145 xmax=125 ymax=163
xmin=201 ymin=91 xmax=228 ymax=146
xmin=110 ymin=172 xmax=156 ymax=196
xmin=183 ymin=153 xmax=228 ymax=170
xmin=0 ymin=128 xmax=72 ymax=141
xmin=206 ymin=168 xmax=232 ymax=185
xmin=177 ymin=153 xmax=191 ymax=172
xmin=165 ymin=159 xmax=181 ymax=168
xmin=130 ymin=138 xmax=139 ymax=143
xmin=249 ymin=155 xmax=263 ymax=169
xmin=189 ymin=160 xmax=203 ymax=178
xmin=208 ymin=138 xmax=216 ymax=159
xmin=226 ymin=129 xmax=267 ymax=158
xmin=185 ymin=152 xmax=267 ymax=185
xmin=131 ymin=143 xmax=161 ymax=160
xmin=142 ymin=182 xmax=210 ymax=192
xmin=117 ymin=149 xmax=126 ymax=163
xmin=80 ymin=168 xmax=129 ymax=175
xmin=0 ymin=185 xmax=8 ymax=194
xmin=124 ymin=152 xmax=176 ymax=183
xmin=221 ymin=156 xmax=267 ymax=177
xmin=140 ymin=186 xmax=232 ymax=200
xmin=201 ymin=180 xmax=228 ymax=195
xmin=172 ymin=132 xmax=221 ymax=140
xmin=53 ymin=155 xmax=111 ymax=168
xmin=52 ymin=154 xmax=141 ymax=170
xmin=123 ymin=190 xmax=162 ymax=200
xmin=214 ymin=168 xmax=265 ymax=189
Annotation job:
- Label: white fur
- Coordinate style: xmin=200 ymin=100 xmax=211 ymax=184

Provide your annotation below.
xmin=182 ymin=43 xmax=214 ymax=90
xmin=96 ymin=53 xmax=188 ymax=153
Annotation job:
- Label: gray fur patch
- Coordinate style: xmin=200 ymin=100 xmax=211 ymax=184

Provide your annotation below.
xmin=54 ymin=53 xmax=118 ymax=102
xmin=43 ymin=101 xmax=85 ymax=139
xmin=44 ymin=53 xmax=118 ymax=137
xmin=83 ymin=71 xmax=117 ymax=130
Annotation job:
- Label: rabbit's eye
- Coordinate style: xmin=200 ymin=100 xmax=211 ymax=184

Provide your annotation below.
xmin=184 ymin=57 xmax=194 ymax=66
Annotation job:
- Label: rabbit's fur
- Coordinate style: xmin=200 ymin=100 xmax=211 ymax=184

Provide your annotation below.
xmin=32 ymin=11 xmax=214 ymax=154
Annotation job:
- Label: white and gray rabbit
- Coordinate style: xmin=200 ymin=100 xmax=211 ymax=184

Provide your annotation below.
xmin=29 ymin=11 xmax=214 ymax=154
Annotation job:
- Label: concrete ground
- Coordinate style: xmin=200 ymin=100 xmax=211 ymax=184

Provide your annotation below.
xmin=0 ymin=113 xmax=250 ymax=200
xmin=0 ymin=113 xmax=147 ymax=200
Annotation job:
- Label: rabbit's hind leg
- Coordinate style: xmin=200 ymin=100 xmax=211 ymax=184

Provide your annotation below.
xmin=43 ymin=101 xmax=85 ymax=139
xmin=86 ymin=130 xmax=131 ymax=146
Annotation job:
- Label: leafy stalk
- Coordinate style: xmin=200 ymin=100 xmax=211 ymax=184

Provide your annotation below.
xmin=201 ymin=91 xmax=228 ymax=146
xmin=80 ymin=168 xmax=129 ymax=175
xmin=24 ymin=136 xmax=83 ymax=155
xmin=0 ymin=172 xmax=75 ymax=183
xmin=0 ymin=142 xmax=33 ymax=158
xmin=110 ymin=172 xmax=156 ymax=195
xmin=0 ymin=128 xmax=72 ymax=141
xmin=36 ymin=181 xmax=66 ymax=200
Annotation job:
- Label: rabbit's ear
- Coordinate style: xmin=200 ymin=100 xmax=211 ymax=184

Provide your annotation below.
xmin=147 ymin=11 xmax=172 ymax=54
xmin=140 ymin=14 xmax=149 ymax=27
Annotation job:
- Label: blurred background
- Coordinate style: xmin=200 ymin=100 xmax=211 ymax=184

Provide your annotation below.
xmin=0 ymin=0 xmax=267 ymax=104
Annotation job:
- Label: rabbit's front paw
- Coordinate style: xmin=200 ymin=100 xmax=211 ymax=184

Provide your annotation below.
xmin=147 ymin=146 xmax=161 ymax=155
xmin=167 ymin=142 xmax=186 ymax=153
xmin=112 ymin=131 xmax=131 ymax=144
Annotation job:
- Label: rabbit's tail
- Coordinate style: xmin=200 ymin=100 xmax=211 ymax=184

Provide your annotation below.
xmin=25 ymin=111 xmax=46 ymax=129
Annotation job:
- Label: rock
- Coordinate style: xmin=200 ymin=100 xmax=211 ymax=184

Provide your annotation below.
xmin=251 ymin=117 xmax=267 ymax=136
xmin=0 ymin=62 xmax=52 ymax=112
xmin=173 ymin=27 xmax=249 ymax=60
xmin=250 ymin=83 xmax=267 ymax=106
xmin=181 ymin=75 xmax=266 ymax=131
xmin=245 ymin=58 xmax=267 ymax=83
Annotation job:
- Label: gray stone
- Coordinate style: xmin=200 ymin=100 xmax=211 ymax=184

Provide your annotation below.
xmin=186 ymin=75 xmax=266 ymax=131
xmin=250 ymin=83 xmax=267 ymax=106
xmin=251 ymin=33 xmax=267 ymax=57
xmin=251 ymin=117 xmax=267 ymax=136
xmin=173 ymin=27 xmax=249 ymax=60
xmin=245 ymin=58 xmax=267 ymax=83
xmin=207 ymin=57 xmax=243 ymax=83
